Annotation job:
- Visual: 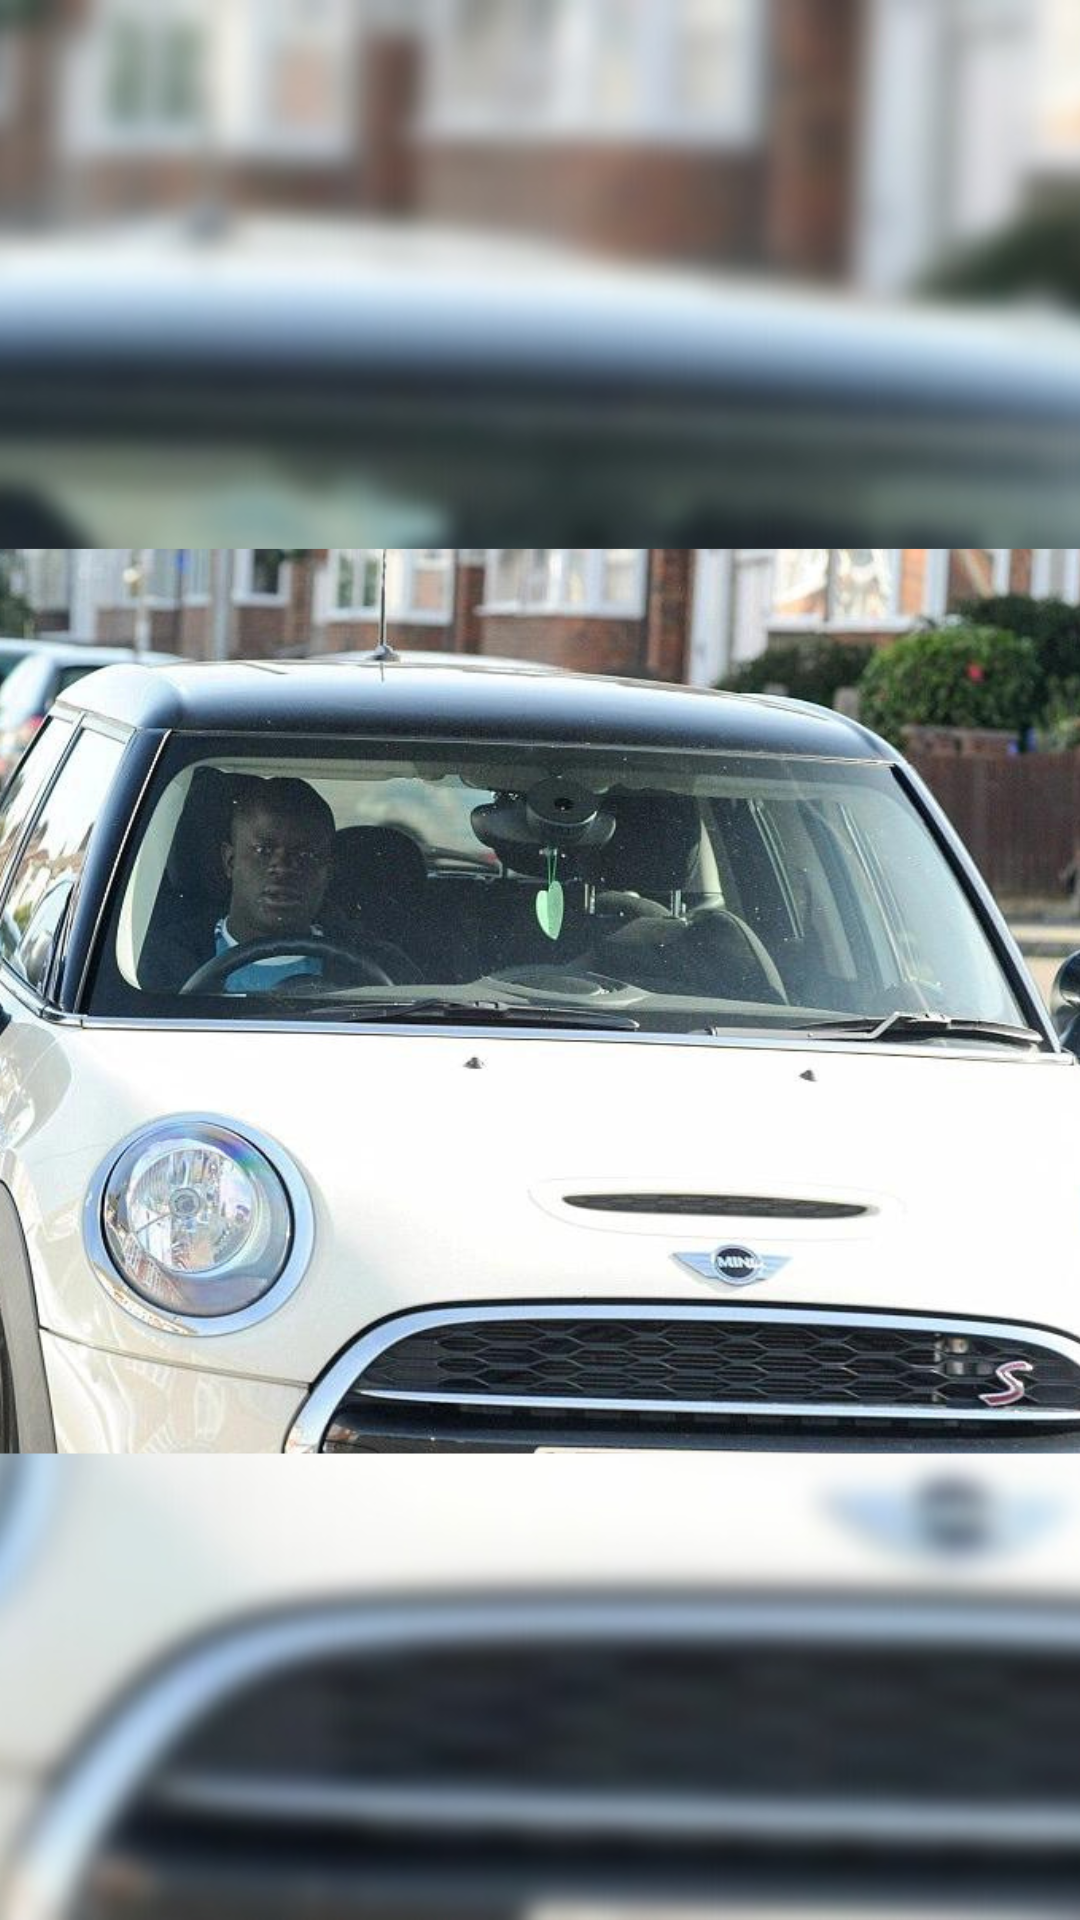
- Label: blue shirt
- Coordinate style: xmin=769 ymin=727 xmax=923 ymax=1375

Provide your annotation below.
xmin=214 ymin=919 xmax=325 ymax=994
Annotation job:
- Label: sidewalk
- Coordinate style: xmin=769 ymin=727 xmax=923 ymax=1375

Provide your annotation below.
xmin=1005 ymin=917 xmax=1080 ymax=959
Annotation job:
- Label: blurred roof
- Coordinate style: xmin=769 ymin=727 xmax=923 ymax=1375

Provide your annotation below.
xmin=1 ymin=217 xmax=1079 ymax=419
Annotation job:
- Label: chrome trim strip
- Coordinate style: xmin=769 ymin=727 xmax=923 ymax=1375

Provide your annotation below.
xmin=150 ymin=1771 xmax=1080 ymax=1848
xmin=286 ymin=1303 xmax=1080 ymax=1452
xmin=63 ymin=1011 xmax=1067 ymax=1061
xmin=83 ymin=1111 xmax=315 ymax=1338
xmin=13 ymin=1594 xmax=1080 ymax=1920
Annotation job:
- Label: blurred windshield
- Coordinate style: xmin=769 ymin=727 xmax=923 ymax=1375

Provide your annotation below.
xmin=92 ymin=738 xmax=1024 ymax=1033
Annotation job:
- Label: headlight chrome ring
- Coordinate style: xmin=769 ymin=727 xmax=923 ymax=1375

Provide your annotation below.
xmin=85 ymin=1114 xmax=315 ymax=1336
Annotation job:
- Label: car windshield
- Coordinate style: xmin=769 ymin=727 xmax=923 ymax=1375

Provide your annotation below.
xmin=90 ymin=737 xmax=1026 ymax=1036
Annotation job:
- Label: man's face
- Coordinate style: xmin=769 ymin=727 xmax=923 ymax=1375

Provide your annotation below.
xmin=222 ymin=805 xmax=332 ymax=943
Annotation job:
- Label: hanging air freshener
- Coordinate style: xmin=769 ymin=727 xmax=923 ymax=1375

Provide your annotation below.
xmin=535 ymin=846 xmax=565 ymax=941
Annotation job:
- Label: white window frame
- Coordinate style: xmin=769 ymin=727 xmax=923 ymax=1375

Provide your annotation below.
xmin=234 ymin=549 xmax=290 ymax=605
xmin=422 ymin=0 xmax=765 ymax=148
xmin=768 ymin=549 xmax=907 ymax=634
xmin=326 ymin=549 xmax=455 ymax=626
xmin=481 ymin=549 xmax=647 ymax=618
xmin=81 ymin=0 xmax=211 ymax=155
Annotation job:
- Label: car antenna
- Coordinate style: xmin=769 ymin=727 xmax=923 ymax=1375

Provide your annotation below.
xmin=369 ymin=549 xmax=400 ymax=667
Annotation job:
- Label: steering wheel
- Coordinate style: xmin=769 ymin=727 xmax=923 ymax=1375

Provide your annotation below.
xmin=180 ymin=938 xmax=393 ymax=995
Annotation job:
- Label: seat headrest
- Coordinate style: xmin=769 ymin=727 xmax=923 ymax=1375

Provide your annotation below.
xmin=594 ymin=789 xmax=701 ymax=898
xmin=331 ymin=826 xmax=428 ymax=902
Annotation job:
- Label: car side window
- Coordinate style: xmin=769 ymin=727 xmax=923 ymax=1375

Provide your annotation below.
xmin=0 ymin=728 xmax=125 ymax=996
xmin=0 ymin=716 xmax=74 ymax=894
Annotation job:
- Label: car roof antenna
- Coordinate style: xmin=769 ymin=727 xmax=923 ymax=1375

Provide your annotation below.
xmin=369 ymin=549 xmax=400 ymax=667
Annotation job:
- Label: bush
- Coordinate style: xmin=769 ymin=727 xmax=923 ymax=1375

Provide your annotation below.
xmin=921 ymin=205 xmax=1080 ymax=310
xmin=721 ymin=639 xmax=875 ymax=708
xmin=958 ymin=594 xmax=1080 ymax=707
xmin=857 ymin=624 xmax=1040 ymax=745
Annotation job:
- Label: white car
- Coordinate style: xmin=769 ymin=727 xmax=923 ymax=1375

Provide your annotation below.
xmin=0 ymin=653 xmax=1074 ymax=1455
xmin=2 ymin=1457 xmax=1080 ymax=1917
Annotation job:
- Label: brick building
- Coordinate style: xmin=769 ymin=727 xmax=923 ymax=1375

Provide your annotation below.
xmin=15 ymin=547 xmax=1079 ymax=687
xmin=0 ymin=0 xmax=1066 ymax=292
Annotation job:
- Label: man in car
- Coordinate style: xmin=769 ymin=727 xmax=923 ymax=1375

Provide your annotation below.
xmin=213 ymin=777 xmax=337 ymax=991
xmin=138 ymin=775 xmax=338 ymax=994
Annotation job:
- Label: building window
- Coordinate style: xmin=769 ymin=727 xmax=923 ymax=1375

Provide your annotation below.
xmin=23 ymin=551 xmax=71 ymax=613
xmin=234 ymin=550 xmax=288 ymax=602
xmin=484 ymin=549 xmax=646 ymax=615
xmin=142 ymin=549 xmax=211 ymax=602
xmin=772 ymin=550 xmax=901 ymax=628
xmin=669 ymin=0 xmax=761 ymax=132
xmin=259 ymin=0 xmax=353 ymax=155
xmin=103 ymin=8 xmax=205 ymax=137
xmin=428 ymin=0 xmax=761 ymax=142
xmin=329 ymin=550 xmax=454 ymax=623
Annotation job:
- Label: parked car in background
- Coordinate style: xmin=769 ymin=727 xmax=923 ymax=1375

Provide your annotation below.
xmin=0 ymin=654 xmax=1073 ymax=1455
xmin=0 ymin=644 xmax=179 ymax=783
xmin=0 ymin=640 xmax=41 ymax=689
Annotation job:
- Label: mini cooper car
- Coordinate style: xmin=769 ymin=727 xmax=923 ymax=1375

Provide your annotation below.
xmin=0 ymin=653 xmax=1074 ymax=1455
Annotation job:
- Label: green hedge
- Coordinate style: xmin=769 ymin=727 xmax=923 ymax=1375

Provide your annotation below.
xmin=857 ymin=624 xmax=1040 ymax=745
xmin=721 ymin=639 xmax=875 ymax=708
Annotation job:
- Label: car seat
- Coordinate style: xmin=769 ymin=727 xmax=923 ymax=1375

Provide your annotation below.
xmin=323 ymin=827 xmax=435 ymax=982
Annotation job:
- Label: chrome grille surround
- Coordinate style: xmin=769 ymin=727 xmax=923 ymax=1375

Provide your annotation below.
xmin=285 ymin=1304 xmax=1080 ymax=1454
xmin=20 ymin=1595 xmax=1080 ymax=1920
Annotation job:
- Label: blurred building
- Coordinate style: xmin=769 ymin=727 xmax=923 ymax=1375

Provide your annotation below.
xmin=13 ymin=546 xmax=1078 ymax=685
xmin=0 ymin=0 xmax=1075 ymax=289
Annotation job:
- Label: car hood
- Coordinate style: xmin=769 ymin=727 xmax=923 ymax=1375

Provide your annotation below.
xmin=2 ymin=1455 xmax=1080 ymax=1776
xmin=12 ymin=1025 xmax=1080 ymax=1381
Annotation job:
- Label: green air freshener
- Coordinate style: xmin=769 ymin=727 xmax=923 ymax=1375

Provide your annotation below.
xmin=536 ymin=847 xmax=565 ymax=941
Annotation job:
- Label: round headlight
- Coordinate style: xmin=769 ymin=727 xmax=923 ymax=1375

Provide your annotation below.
xmin=92 ymin=1119 xmax=310 ymax=1329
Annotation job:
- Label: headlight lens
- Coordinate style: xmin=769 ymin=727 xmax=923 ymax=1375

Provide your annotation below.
xmin=101 ymin=1122 xmax=294 ymax=1319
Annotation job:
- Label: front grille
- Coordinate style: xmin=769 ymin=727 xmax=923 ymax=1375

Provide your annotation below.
xmin=142 ymin=1628 xmax=1080 ymax=1808
xmin=351 ymin=1309 xmax=1080 ymax=1416
xmin=68 ymin=1599 xmax=1080 ymax=1917
xmin=565 ymin=1195 xmax=869 ymax=1219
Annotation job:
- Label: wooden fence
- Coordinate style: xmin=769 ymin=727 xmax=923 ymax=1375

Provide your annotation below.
xmin=908 ymin=752 xmax=1080 ymax=900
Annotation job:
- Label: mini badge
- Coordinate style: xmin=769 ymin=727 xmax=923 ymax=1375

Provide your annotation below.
xmin=674 ymin=1246 xmax=791 ymax=1288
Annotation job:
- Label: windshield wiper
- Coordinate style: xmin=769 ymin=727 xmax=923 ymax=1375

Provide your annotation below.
xmin=279 ymin=996 xmax=640 ymax=1031
xmin=801 ymin=1012 xmax=1045 ymax=1048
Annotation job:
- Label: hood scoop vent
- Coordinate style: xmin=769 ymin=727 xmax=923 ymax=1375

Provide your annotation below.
xmin=565 ymin=1193 xmax=869 ymax=1220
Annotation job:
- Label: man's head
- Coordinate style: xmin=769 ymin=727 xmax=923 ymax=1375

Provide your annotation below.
xmin=222 ymin=778 xmax=335 ymax=943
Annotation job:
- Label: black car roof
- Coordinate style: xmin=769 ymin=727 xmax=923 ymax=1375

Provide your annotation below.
xmin=55 ymin=657 xmax=891 ymax=761
xmin=1 ymin=228 xmax=1079 ymax=420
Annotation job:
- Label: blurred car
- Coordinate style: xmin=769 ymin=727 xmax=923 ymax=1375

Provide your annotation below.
xmin=0 ymin=645 xmax=179 ymax=785
xmin=0 ymin=653 xmax=1072 ymax=1455
xmin=2 ymin=1459 xmax=1080 ymax=1919
xmin=0 ymin=641 xmax=42 ymax=690
xmin=3 ymin=220 xmax=1080 ymax=543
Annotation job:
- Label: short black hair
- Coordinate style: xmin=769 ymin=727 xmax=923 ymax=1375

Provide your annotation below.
xmin=230 ymin=777 xmax=335 ymax=843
